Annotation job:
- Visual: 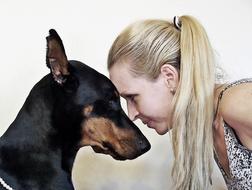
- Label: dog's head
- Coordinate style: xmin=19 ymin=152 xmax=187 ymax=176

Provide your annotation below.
xmin=46 ymin=29 xmax=150 ymax=160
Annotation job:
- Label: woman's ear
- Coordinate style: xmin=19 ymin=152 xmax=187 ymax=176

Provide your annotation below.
xmin=160 ymin=64 xmax=179 ymax=91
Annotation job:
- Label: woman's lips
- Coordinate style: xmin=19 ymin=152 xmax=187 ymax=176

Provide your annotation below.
xmin=142 ymin=120 xmax=154 ymax=128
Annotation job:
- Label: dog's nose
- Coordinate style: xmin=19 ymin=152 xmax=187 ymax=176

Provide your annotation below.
xmin=139 ymin=139 xmax=151 ymax=153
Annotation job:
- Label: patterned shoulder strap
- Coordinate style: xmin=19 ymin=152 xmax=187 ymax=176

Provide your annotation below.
xmin=214 ymin=78 xmax=252 ymax=119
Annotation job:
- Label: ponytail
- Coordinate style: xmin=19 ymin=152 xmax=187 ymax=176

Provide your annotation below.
xmin=171 ymin=15 xmax=215 ymax=190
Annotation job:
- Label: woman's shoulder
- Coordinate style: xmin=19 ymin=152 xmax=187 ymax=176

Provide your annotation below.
xmin=217 ymin=79 xmax=252 ymax=148
xmin=219 ymin=79 xmax=252 ymax=119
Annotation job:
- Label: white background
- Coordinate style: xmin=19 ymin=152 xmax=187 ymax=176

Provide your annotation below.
xmin=0 ymin=0 xmax=251 ymax=189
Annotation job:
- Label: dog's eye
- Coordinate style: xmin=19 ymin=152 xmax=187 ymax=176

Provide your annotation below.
xmin=108 ymin=100 xmax=119 ymax=110
xmin=109 ymin=100 xmax=116 ymax=107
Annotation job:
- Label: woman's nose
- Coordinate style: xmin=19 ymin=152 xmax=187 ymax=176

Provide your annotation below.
xmin=127 ymin=104 xmax=139 ymax=121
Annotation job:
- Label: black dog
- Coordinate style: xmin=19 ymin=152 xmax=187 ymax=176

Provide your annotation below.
xmin=0 ymin=29 xmax=150 ymax=190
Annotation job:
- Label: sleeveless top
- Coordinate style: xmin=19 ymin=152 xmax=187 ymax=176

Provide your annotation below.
xmin=214 ymin=78 xmax=252 ymax=190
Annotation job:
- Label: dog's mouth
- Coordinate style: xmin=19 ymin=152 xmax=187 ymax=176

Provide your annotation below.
xmin=91 ymin=142 xmax=126 ymax=161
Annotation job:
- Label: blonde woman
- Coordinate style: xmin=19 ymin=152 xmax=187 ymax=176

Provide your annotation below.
xmin=107 ymin=15 xmax=252 ymax=190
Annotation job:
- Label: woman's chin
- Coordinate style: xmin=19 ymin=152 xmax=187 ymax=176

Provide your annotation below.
xmin=146 ymin=120 xmax=169 ymax=135
xmin=155 ymin=129 xmax=168 ymax=135
xmin=153 ymin=125 xmax=169 ymax=135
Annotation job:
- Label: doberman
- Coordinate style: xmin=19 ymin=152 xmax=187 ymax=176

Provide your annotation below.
xmin=0 ymin=29 xmax=151 ymax=190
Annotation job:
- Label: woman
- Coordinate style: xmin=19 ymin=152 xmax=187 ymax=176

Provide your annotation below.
xmin=107 ymin=15 xmax=252 ymax=190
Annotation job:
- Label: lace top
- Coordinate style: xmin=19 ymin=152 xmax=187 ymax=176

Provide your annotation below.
xmin=214 ymin=78 xmax=252 ymax=190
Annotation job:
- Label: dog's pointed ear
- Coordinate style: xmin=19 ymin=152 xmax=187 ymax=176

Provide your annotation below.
xmin=46 ymin=29 xmax=70 ymax=85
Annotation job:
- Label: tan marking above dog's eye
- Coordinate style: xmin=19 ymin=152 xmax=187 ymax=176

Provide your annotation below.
xmin=83 ymin=105 xmax=93 ymax=116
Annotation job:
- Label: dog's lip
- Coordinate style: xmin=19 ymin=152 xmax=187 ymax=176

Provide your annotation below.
xmin=91 ymin=145 xmax=126 ymax=161
xmin=91 ymin=145 xmax=108 ymax=153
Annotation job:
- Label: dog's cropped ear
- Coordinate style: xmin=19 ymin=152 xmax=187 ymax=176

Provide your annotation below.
xmin=46 ymin=29 xmax=70 ymax=85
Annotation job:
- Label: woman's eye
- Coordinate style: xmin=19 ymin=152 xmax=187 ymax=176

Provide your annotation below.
xmin=126 ymin=95 xmax=136 ymax=102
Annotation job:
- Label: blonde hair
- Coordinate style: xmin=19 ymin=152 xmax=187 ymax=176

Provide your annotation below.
xmin=107 ymin=15 xmax=215 ymax=190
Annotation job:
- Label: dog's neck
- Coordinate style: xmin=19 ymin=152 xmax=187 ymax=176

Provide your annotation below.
xmin=0 ymin=76 xmax=78 ymax=189
xmin=0 ymin=76 xmax=58 ymax=150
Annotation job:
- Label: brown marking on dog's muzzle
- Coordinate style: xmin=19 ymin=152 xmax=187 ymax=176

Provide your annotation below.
xmin=80 ymin=117 xmax=149 ymax=160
